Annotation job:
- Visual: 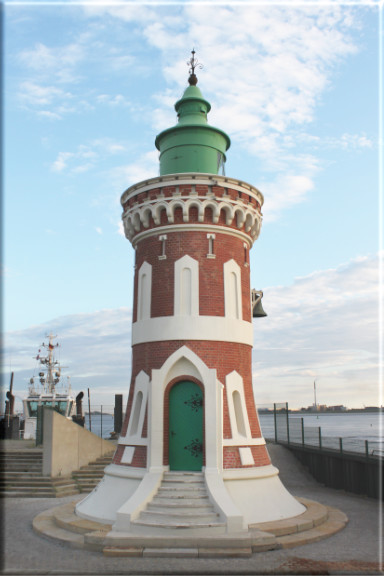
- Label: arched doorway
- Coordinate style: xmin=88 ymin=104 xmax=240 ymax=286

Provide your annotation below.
xmin=168 ymin=380 xmax=203 ymax=471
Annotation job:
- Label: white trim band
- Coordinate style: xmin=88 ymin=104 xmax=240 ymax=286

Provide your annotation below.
xmin=132 ymin=315 xmax=254 ymax=346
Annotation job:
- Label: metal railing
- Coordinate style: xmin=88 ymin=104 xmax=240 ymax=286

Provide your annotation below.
xmin=84 ymin=405 xmax=117 ymax=439
xmin=272 ymin=402 xmax=382 ymax=460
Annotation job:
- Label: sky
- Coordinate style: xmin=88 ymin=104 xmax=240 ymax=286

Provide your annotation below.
xmin=2 ymin=1 xmax=382 ymax=413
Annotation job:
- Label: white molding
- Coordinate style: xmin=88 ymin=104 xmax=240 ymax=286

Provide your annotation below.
xmin=222 ymin=437 xmax=265 ymax=447
xmin=132 ymin=315 xmax=253 ymax=346
xmin=149 ymin=346 xmax=222 ymax=471
xmin=130 ymin=224 xmax=256 ymax=248
xmin=239 ymin=447 xmax=255 ymax=466
xmin=118 ymin=437 xmax=148 ymax=446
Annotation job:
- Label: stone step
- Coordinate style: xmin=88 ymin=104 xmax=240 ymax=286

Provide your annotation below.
xmin=162 ymin=473 xmax=204 ymax=483
xmin=1 ymin=471 xmax=44 ymax=479
xmin=73 ymin=470 xmax=105 ymax=477
xmin=0 ymin=458 xmax=43 ymax=465
xmin=139 ymin=510 xmax=219 ymax=523
xmin=1 ymin=465 xmax=42 ymax=473
xmin=148 ymin=500 xmax=213 ymax=510
xmin=0 ymin=476 xmax=73 ymax=484
xmin=0 ymin=452 xmax=43 ymax=459
xmin=130 ymin=519 xmax=227 ymax=535
xmin=83 ymin=461 xmax=111 ymax=468
xmin=156 ymin=488 xmax=207 ymax=499
xmin=1 ymin=488 xmax=57 ymax=497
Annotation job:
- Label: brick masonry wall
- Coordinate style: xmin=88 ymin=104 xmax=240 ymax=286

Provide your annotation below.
xmin=113 ymin=444 xmax=147 ymax=468
xmin=133 ymin=230 xmax=251 ymax=321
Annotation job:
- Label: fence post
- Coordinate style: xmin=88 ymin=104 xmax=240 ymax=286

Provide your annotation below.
xmin=318 ymin=427 xmax=322 ymax=450
xmin=301 ymin=418 xmax=305 ymax=446
xmin=286 ymin=402 xmax=290 ymax=444
xmin=339 ymin=437 xmax=343 ymax=455
xmin=365 ymin=440 xmax=369 ymax=459
xmin=273 ymin=403 xmax=277 ymax=443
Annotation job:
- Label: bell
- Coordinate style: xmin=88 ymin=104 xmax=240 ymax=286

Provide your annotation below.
xmin=252 ymin=289 xmax=267 ymax=318
xmin=252 ymin=299 xmax=267 ymax=317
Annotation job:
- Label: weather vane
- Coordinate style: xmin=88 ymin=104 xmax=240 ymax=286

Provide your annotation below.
xmin=187 ymin=49 xmax=203 ymax=86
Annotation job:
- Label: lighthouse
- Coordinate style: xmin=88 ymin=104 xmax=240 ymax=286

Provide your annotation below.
xmin=76 ymin=52 xmax=305 ymax=534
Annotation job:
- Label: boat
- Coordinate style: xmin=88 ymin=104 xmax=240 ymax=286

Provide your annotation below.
xmin=23 ymin=334 xmax=76 ymax=439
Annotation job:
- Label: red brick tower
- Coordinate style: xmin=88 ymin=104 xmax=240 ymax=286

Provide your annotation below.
xmin=76 ymin=53 xmax=305 ymax=532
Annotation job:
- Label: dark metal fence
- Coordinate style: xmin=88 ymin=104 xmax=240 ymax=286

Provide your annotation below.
xmin=273 ymin=403 xmax=383 ymax=460
xmin=84 ymin=405 xmax=118 ymax=440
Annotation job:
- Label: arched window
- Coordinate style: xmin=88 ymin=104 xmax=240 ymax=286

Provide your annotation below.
xmin=137 ymin=262 xmax=152 ymax=320
xmin=174 ymin=255 xmax=199 ymax=316
xmin=224 ymin=260 xmax=242 ymax=319
xmin=226 ymin=371 xmax=252 ymax=441
xmin=125 ymin=371 xmax=149 ymax=439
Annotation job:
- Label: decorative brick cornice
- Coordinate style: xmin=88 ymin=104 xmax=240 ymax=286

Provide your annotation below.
xmin=121 ymin=173 xmax=263 ymax=245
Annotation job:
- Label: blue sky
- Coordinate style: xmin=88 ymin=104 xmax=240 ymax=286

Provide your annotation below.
xmin=2 ymin=1 xmax=382 ymax=411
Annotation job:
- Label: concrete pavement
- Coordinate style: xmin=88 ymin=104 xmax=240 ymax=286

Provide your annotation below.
xmin=1 ymin=443 xmax=382 ymax=575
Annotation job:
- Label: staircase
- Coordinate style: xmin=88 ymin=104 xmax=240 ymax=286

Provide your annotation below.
xmin=0 ymin=450 xmax=79 ymax=498
xmin=72 ymin=453 xmax=114 ymax=492
xmin=131 ymin=471 xmax=226 ymax=535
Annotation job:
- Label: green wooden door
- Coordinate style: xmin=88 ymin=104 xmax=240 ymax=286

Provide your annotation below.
xmin=169 ymin=381 xmax=203 ymax=471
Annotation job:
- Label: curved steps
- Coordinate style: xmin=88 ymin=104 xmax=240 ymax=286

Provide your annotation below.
xmin=33 ymin=496 xmax=348 ymax=557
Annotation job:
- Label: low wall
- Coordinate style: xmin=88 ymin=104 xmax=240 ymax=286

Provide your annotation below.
xmin=42 ymin=409 xmax=115 ymax=477
xmin=285 ymin=443 xmax=382 ymax=499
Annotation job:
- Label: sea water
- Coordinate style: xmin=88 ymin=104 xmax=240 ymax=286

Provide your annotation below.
xmin=258 ymin=411 xmax=382 ymax=441
xmin=86 ymin=410 xmax=382 ymax=445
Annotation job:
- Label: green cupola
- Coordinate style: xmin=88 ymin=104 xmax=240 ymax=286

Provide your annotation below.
xmin=155 ymin=51 xmax=231 ymax=176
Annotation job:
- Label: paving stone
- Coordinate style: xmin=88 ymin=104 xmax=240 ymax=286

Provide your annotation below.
xmin=143 ymin=547 xmax=198 ymax=558
xmin=198 ymin=547 xmax=252 ymax=558
xmin=103 ymin=546 xmax=143 ymax=557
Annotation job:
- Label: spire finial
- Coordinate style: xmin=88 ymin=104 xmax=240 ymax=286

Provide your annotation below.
xmin=187 ymin=48 xmax=203 ymax=86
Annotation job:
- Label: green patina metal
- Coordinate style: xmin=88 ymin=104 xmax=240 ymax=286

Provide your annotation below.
xmin=169 ymin=380 xmax=203 ymax=471
xmin=155 ymin=65 xmax=230 ymax=176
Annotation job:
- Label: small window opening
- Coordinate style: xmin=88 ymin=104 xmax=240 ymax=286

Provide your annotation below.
xmin=207 ymin=233 xmax=216 ymax=259
xmin=244 ymin=243 xmax=249 ymax=266
xmin=159 ymin=235 xmax=167 ymax=260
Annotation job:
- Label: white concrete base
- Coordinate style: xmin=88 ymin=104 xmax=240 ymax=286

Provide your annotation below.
xmin=75 ymin=463 xmax=305 ymax=531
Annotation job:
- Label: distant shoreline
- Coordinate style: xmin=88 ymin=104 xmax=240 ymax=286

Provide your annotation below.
xmin=258 ymin=407 xmax=383 ymax=414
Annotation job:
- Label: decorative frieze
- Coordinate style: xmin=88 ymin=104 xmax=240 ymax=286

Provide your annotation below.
xmin=121 ymin=174 xmax=263 ymax=245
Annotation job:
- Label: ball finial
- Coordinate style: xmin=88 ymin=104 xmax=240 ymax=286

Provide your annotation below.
xmin=187 ymin=49 xmax=203 ymax=86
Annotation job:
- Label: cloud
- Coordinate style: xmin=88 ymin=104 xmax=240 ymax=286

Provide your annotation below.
xmin=3 ymin=308 xmax=132 ymax=409
xmin=18 ymin=81 xmax=73 ymax=109
xmin=51 ymin=138 xmax=127 ymax=174
xmin=110 ymin=150 xmax=159 ymax=191
xmin=18 ymin=41 xmax=84 ymax=83
xmin=253 ymin=253 xmax=380 ymax=409
xmin=260 ymin=171 xmax=317 ymax=222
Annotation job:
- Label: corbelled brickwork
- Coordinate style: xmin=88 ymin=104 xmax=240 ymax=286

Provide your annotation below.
xmin=121 ymin=174 xmax=263 ymax=246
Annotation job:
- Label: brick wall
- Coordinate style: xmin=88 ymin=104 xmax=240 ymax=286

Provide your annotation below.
xmin=133 ymin=230 xmax=251 ymax=321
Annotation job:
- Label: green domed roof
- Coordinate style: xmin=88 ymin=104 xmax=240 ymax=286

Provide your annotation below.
xmin=155 ymin=69 xmax=230 ymax=176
